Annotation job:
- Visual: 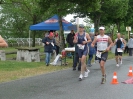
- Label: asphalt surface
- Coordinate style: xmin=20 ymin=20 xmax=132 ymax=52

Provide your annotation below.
xmin=0 ymin=56 xmax=133 ymax=99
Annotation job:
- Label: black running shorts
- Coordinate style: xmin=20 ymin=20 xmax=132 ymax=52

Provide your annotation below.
xmin=115 ymin=49 xmax=122 ymax=56
xmin=98 ymin=52 xmax=108 ymax=62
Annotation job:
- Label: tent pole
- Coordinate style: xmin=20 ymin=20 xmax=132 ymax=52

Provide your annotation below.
xmin=29 ymin=30 xmax=31 ymax=47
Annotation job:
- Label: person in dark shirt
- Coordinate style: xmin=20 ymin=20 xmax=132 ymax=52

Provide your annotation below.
xmin=73 ymin=33 xmax=81 ymax=71
xmin=114 ymin=33 xmax=126 ymax=67
xmin=66 ymin=30 xmax=75 ymax=57
xmin=42 ymin=32 xmax=56 ymax=66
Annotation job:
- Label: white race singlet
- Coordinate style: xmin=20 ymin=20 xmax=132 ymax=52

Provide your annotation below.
xmin=97 ymin=35 xmax=109 ymax=51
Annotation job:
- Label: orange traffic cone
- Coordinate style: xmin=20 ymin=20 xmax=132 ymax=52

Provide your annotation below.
xmin=111 ymin=72 xmax=119 ymax=84
xmin=128 ymin=66 xmax=133 ymax=77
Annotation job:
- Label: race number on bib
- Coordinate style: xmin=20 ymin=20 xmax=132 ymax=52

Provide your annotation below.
xmin=77 ymin=44 xmax=85 ymax=50
xmin=96 ymin=51 xmax=102 ymax=58
xmin=117 ymin=48 xmax=123 ymax=52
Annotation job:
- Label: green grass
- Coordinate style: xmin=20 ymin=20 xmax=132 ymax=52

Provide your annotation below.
xmin=0 ymin=47 xmax=128 ymax=83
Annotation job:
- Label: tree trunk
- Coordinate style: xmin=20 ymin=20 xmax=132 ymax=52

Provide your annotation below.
xmin=32 ymin=15 xmax=37 ymax=47
xmin=32 ymin=31 xmax=36 ymax=47
xmin=116 ymin=21 xmax=121 ymax=33
xmin=58 ymin=15 xmax=65 ymax=50
xmin=94 ymin=15 xmax=101 ymax=33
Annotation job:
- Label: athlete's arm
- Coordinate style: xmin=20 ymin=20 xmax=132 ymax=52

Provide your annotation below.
xmin=113 ymin=39 xmax=116 ymax=46
xmin=91 ymin=36 xmax=97 ymax=47
xmin=73 ymin=33 xmax=78 ymax=43
xmin=0 ymin=35 xmax=8 ymax=47
xmin=106 ymin=37 xmax=113 ymax=51
xmin=86 ymin=33 xmax=92 ymax=43
xmin=122 ymin=39 xmax=126 ymax=48
xmin=82 ymin=33 xmax=92 ymax=44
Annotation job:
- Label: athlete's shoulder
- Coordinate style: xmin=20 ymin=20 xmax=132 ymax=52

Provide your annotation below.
xmin=104 ymin=35 xmax=109 ymax=38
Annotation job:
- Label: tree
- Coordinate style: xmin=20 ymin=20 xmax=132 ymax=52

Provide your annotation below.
xmin=0 ymin=0 xmax=50 ymax=47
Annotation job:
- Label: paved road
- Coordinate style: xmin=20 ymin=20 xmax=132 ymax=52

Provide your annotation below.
xmin=0 ymin=56 xmax=133 ymax=99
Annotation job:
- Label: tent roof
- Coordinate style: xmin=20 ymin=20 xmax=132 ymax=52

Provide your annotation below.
xmin=29 ymin=15 xmax=72 ymax=30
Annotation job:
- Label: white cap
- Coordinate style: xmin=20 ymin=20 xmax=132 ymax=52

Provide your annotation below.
xmin=99 ymin=27 xmax=105 ymax=30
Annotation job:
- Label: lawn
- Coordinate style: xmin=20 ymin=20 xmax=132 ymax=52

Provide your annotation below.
xmin=0 ymin=47 xmax=128 ymax=83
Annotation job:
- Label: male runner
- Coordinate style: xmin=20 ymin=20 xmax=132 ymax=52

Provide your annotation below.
xmin=114 ymin=33 xmax=126 ymax=67
xmin=91 ymin=27 xmax=113 ymax=84
xmin=73 ymin=24 xmax=91 ymax=81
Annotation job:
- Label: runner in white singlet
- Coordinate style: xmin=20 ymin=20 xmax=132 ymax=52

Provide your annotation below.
xmin=91 ymin=27 xmax=113 ymax=84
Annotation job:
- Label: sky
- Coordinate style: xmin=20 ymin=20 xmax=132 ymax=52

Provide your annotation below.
xmin=64 ymin=14 xmax=86 ymax=25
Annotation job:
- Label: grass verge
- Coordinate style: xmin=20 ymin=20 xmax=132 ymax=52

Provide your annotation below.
xmin=0 ymin=47 xmax=128 ymax=83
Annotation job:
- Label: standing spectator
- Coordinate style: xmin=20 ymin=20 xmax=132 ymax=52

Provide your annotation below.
xmin=66 ymin=30 xmax=75 ymax=57
xmin=54 ymin=31 xmax=60 ymax=55
xmin=128 ymin=36 xmax=133 ymax=56
xmin=0 ymin=35 xmax=8 ymax=47
xmin=73 ymin=33 xmax=81 ymax=71
xmin=42 ymin=32 xmax=56 ymax=66
xmin=87 ymin=33 xmax=95 ymax=67
xmin=124 ymin=38 xmax=129 ymax=53
xmin=94 ymin=32 xmax=99 ymax=63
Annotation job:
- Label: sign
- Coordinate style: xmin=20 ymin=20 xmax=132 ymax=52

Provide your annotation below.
xmin=126 ymin=27 xmax=131 ymax=31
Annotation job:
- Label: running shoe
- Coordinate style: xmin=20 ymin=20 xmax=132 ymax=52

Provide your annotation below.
xmin=116 ymin=64 xmax=119 ymax=67
xmin=84 ymin=69 xmax=90 ymax=78
xmin=120 ymin=60 xmax=122 ymax=64
xmin=101 ymin=74 xmax=106 ymax=84
xmin=79 ymin=74 xmax=83 ymax=81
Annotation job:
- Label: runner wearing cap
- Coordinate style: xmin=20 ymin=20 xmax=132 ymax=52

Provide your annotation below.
xmin=91 ymin=27 xmax=113 ymax=84
xmin=73 ymin=24 xmax=91 ymax=81
xmin=114 ymin=33 xmax=126 ymax=67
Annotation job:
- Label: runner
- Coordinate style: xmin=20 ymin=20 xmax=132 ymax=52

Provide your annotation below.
xmin=114 ymin=33 xmax=126 ymax=67
xmin=91 ymin=26 xmax=113 ymax=84
xmin=73 ymin=24 xmax=91 ymax=81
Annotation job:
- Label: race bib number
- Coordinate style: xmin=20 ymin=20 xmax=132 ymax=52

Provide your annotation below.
xmin=96 ymin=51 xmax=102 ymax=58
xmin=117 ymin=48 xmax=123 ymax=52
xmin=77 ymin=44 xmax=85 ymax=50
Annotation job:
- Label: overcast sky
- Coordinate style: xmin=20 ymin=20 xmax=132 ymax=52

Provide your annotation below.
xmin=64 ymin=14 xmax=85 ymax=25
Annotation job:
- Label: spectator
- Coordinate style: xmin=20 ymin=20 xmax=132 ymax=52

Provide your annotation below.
xmin=66 ymin=30 xmax=75 ymax=57
xmin=87 ymin=33 xmax=96 ymax=67
xmin=42 ymin=32 xmax=56 ymax=66
xmin=94 ymin=32 xmax=99 ymax=63
xmin=54 ymin=31 xmax=61 ymax=55
xmin=128 ymin=36 xmax=133 ymax=56
xmin=73 ymin=33 xmax=81 ymax=71
xmin=124 ymin=38 xmax=129 ymax=53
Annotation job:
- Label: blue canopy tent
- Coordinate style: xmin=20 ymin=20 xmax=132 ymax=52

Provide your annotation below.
xmin=30 ymin=15 xmax=73 ymax=30
xmin=28 ymin=15 xmax=73 ymax=47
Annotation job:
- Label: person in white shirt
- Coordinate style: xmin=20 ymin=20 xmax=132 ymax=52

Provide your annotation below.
xmin=91 ymin=27 xmax=113 ymax=84
xmin=128 ymin=36 xmax=133 ymax=56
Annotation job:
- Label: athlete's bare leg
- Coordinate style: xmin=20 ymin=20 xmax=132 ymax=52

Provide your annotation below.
xmin=81 ymin=55 xmax=87 ymax=74
xmin=115 ymin=56 xmax=119 ymax=64
xmin=100 ymin=60 xmax=105 ymax=76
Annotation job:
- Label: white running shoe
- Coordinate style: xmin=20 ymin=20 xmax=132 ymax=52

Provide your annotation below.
xmin=120 ymin=60 xmax=122 ymax=64
xmin=116 ymin=64 xmax=119 ymax=67
xmin=84 ymin=69 xmax=90 ymax=78
xmin=79 ymin=74 xmax=83 ymax=81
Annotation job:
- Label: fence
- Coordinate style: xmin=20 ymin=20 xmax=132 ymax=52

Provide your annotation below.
xmin=6 ymin=38 xmax=43 ymax=47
